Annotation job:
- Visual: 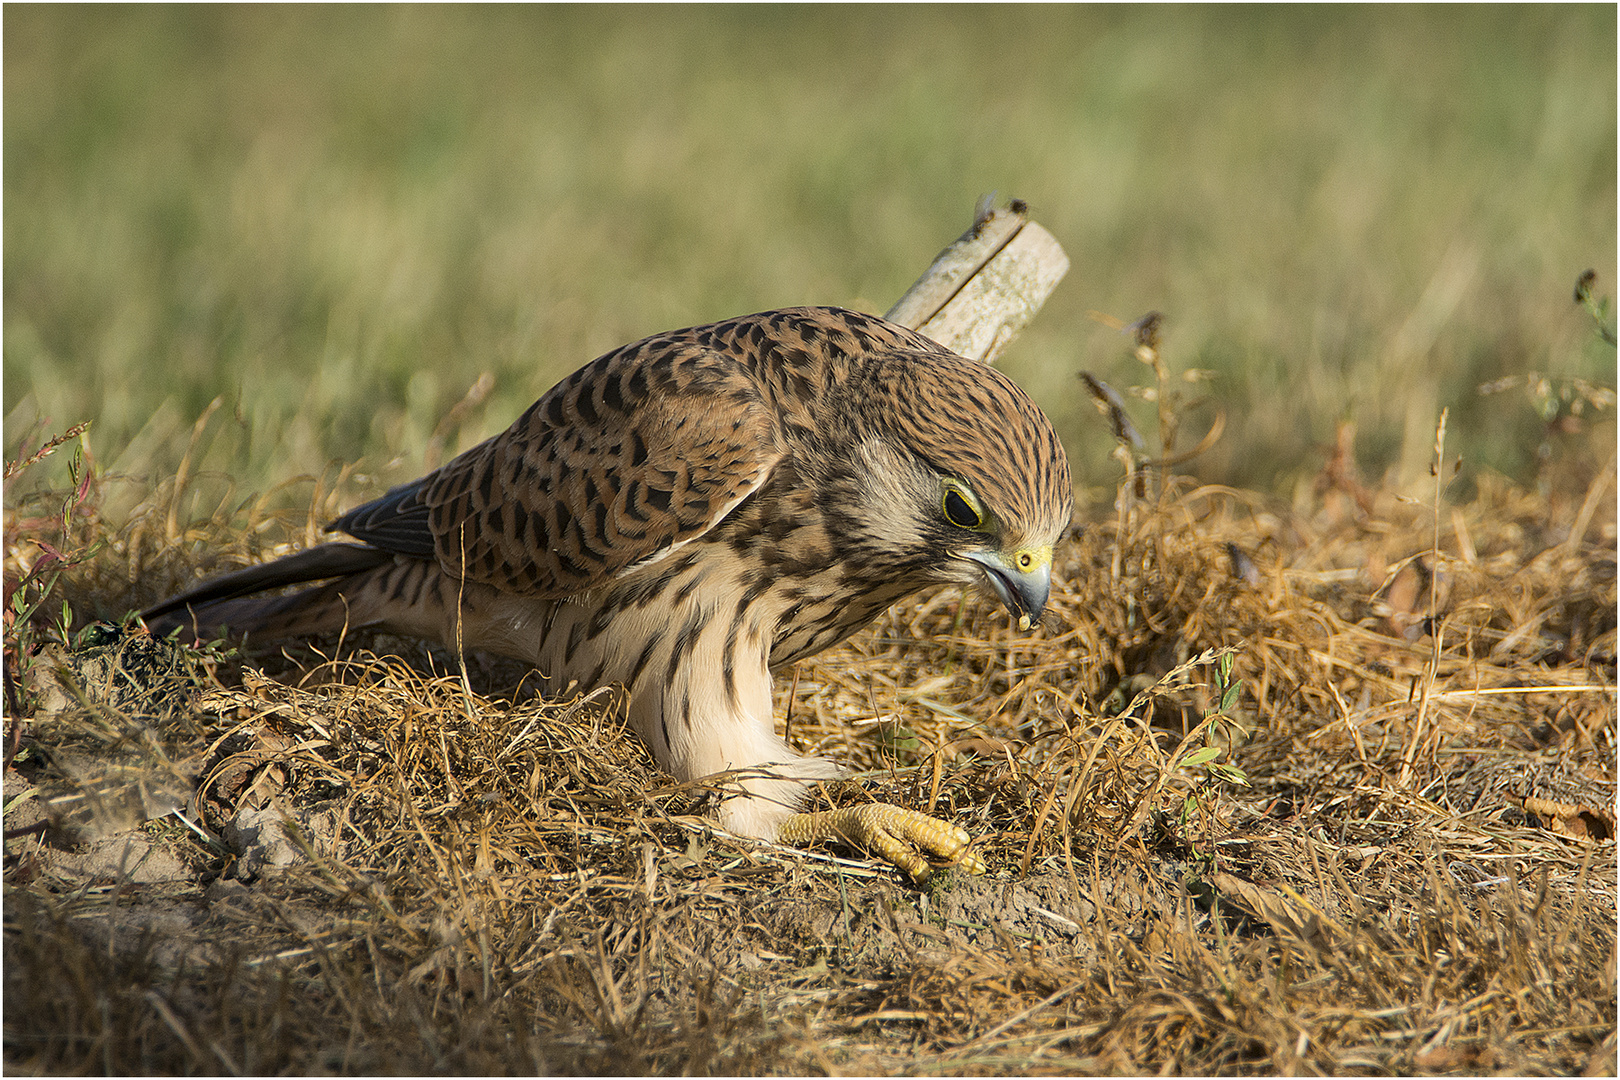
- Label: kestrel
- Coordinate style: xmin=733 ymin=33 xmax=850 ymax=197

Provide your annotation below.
xmin=145 ymin=307 xmax=1073 ymax=880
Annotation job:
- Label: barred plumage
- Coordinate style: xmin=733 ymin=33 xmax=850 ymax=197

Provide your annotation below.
xmin=146 ymin=307 xmax=1073 ymax=879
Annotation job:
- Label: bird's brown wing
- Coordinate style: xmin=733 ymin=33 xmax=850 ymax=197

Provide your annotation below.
xmin=335 ymin=337 xmax=787 ymax=599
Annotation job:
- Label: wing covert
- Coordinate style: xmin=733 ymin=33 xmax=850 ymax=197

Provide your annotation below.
xmin=329 ymin=479 xmax=437 ymax=557
xmin=416 ymin=337 xmax=786 ymax=598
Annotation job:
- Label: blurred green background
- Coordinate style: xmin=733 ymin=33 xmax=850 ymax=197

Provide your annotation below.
xmin=5 ymin=5 xmax=1615 ymax=515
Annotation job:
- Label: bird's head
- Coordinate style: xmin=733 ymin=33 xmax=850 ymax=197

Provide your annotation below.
xmin=843 ymin=349 xmax=1074 ymax=631
xmin=933 ymin=474 xmax=1058 ymax=631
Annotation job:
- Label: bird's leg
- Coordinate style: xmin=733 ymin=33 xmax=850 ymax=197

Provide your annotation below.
xmin=778 ymin=803 xmax=986 ymax=882
xmin=641 ymin=629 xmax=988 ymax=882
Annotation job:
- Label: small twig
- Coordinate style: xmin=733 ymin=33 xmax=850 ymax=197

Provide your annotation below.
xmin=1561 ymin=446 xmax=1616 ymax=555
xmin=1140 ymin=408 xmax=1227 ymax=468
xmin=1401 ymin=408 xmax=1447 ymax=790
xmin=3 ymin=420 xmax=92 ymax=483
xmin=2 ymin=819 xmax=49 ymax=841
xmin=166 ymin=397 xmax=223 ymax=542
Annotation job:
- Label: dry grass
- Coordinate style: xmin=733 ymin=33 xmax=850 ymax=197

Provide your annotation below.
xmin=4 ymin=402 xmax=1614 ymax=1075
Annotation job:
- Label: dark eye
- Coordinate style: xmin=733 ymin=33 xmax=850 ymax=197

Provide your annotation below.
xmin=943 ymin=488 xmax=981 ymax=529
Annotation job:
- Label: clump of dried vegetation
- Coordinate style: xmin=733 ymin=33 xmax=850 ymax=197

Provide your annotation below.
xmin=5 ymin=311 xmax=1615 ymax=1076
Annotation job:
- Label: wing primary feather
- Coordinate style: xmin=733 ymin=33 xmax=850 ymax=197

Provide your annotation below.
xmin=141 ymin=542 xmax=394 ymax=620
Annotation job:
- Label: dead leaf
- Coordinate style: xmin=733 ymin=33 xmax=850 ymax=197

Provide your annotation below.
xmin=939 ymin=736 xmax=1019 ymax=760
xmin=1514 ymin=794 xmax=1616 ymax=842
xmin=1208 ymin=871 xmax=1332 ymax=948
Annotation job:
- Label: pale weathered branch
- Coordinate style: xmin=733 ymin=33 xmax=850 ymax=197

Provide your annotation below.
xmin=887 ymin=197 xmax=1070 ymax=363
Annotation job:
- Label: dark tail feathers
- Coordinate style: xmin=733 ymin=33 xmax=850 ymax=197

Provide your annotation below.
xmin=143 ymin=543 xmax=394 ymax=640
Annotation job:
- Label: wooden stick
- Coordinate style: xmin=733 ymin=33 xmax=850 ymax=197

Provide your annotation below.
xmin=887 ymin=197 xmax=1070 ymax=363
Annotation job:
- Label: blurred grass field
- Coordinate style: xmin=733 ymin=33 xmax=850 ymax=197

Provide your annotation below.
xmin=4 ymin=5 xmax=1616 ymax=511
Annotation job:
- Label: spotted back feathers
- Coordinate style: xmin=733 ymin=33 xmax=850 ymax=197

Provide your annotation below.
xmin=332 ymin=307 xmax=1071 ymax=598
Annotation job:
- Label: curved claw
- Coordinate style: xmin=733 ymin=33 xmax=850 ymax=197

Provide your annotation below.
xmin=779 ymin=803 xmax=986 ymax=882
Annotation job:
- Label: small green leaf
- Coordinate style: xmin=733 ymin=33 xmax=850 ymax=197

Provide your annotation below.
xmin=1180 ymin=746 xmax=1222 ymax=768
xmin=1221 ymin=681 xmax=1242 ymax=713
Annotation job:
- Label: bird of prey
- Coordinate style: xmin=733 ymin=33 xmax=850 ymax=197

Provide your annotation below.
xmin=145 ymin=307 xmax=1073 ymax=880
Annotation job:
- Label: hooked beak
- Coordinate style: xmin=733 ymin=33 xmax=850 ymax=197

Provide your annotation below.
xmin=961 ymin=550 xmax=1052 ymax=632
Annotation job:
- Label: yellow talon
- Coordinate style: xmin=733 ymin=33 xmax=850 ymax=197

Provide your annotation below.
xmin=779 ymin=803 xmax=986 ymax=882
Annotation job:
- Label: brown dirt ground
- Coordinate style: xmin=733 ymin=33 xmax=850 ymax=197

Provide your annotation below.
xmin=4 ymin=430 xmax=1616 ymax=1075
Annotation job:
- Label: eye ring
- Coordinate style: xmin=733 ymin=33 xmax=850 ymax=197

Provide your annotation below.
xmin=942 ymin=487 xmax=982 ymax=530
